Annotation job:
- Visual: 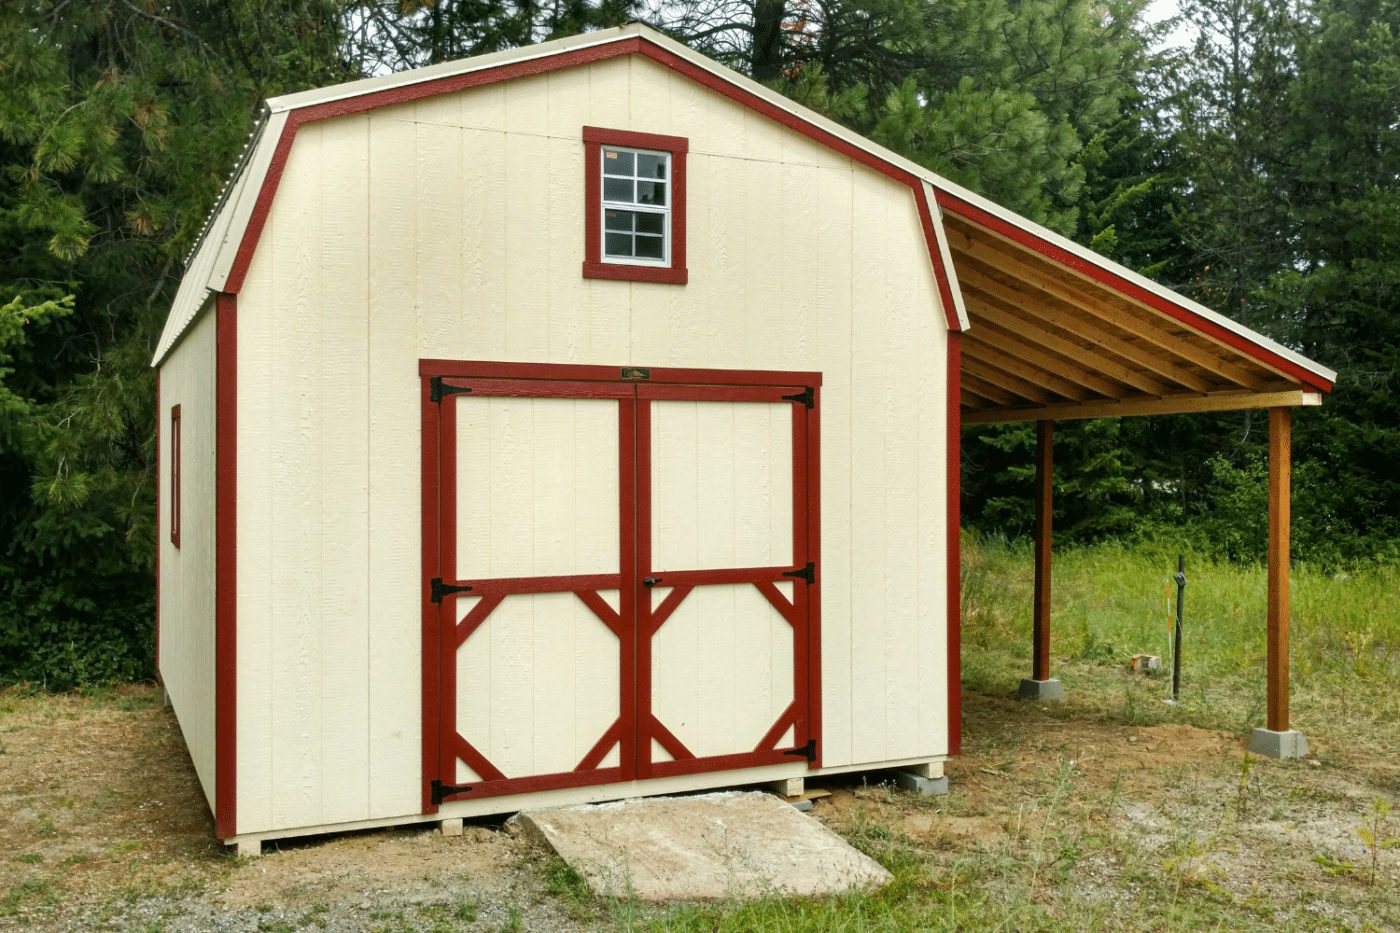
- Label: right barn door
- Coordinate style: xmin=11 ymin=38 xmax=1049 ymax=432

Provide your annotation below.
xmin=637 ymin=382 xmax=820 ymax=778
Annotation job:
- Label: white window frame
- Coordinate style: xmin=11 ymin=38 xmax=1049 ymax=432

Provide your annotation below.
xmin=599 ymin=145 xmax=671 ymax=268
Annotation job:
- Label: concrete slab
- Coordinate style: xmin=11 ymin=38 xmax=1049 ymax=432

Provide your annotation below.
xmin=514 ymin=791 xmax=892 ymax=900
xmin=1249 ymin=728 xmax=1309 ymax=759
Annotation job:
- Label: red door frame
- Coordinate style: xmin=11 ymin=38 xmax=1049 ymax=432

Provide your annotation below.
xmin=419 ymin=360 xmax=822 ymax=813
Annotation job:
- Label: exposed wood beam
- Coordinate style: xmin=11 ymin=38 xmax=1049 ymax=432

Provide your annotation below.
xmin=960 ymin=389 xmax=986 ymax=409
xmin=944 ymin=214 xmax=1308 ymax=387
xmin=963 ymin=291 xmax=1171 ymax=396
xmin=962 ymin=372 xmax=1019 ymax=407
xmin=962 ymin=390 xmax=1322 ymax=424
xmin=957 ymin=263 xmax=1216 ymax=394
xmin=962 ymin=356 xmax=1054 ymax=404
xmin=1267 ymin=407 xmax=1291 ymax=732
xmin=1033 ymin=419 xmax=1053 ymax=683
xmin=968 ymin=315 xmax=1133 ymax=400
xmin=963 ymin=338 xmax=1094 ymax=402
xmin=949 ymin=231 xmax=1273 ymax=391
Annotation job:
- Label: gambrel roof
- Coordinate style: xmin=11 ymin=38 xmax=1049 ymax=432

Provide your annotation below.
xmin=155 ymin=22 xmax=1335 ymax=420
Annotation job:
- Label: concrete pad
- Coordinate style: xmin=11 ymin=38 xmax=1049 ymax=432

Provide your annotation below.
xmin=1249 ymin=728 xmax=1309 ymax=759
xmin=1018 ymin=678 xmax=1065 ymax=702
xmin=514 ymin=791 xmax=892 ymax=900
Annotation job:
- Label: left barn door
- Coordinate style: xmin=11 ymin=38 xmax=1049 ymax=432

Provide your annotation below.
xmin=421 ymin=374 xmax=638 ymax=808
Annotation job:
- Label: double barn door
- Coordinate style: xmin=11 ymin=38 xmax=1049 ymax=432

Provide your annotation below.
xmin=420 ymin=362 xmax=821 ymax=810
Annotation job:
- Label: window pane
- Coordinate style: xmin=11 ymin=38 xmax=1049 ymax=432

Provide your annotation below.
xmin=637 ymin=154 xmax=666 ymax=179
xmin=636 ymin=181 xmax=666 ymax=206
xmin=634 ymin=235 xmax=664 ymax=259
xmin=605 ymin=232 xmax=634 ymax=257
xmin=604 ymin=178 xmax=635 ymax=203
xmin=605 ymin=210 xmax=634 ymax=231
xmin=635 ymin=212 xmax=664 ymax=235
xmin=603 ymin=149 xmax=634 ymax=175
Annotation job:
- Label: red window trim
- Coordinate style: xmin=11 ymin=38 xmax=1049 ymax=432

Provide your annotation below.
xmin=582 ymin=126 xmax=688 ymax=285
xmin=170 ymin=404 xmax=182 ymax=548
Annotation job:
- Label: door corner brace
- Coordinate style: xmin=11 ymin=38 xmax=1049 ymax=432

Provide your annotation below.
xmin=784 ymin=739 xmax=817 ymax=762
xmin=431 ymin=779 xmax=473 ymax=805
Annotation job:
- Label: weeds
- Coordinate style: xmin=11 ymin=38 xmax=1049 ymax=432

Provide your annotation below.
xmin=1357 ymin=798 xmax=1398 ymax=886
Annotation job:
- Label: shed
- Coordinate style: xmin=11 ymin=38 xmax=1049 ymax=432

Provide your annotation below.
xmin=153 ymin=23 xmax=1335 ymax=854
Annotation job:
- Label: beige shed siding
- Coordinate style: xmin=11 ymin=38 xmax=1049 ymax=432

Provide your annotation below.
xmin=234 ymin=54 xmax=948 ymax=834
xmin=158 ymin=302 xmax=219 ymax=813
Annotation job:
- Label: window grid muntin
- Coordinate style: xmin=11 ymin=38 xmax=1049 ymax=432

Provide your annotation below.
xmin=601 ymin=145 xmax=670 ymax=266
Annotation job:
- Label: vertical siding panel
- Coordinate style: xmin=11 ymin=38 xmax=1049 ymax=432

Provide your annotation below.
xmin=580 ymin=60 xmax=632 ymax=363
xmin=367 ymin=115 xmax=420 ymax=817
xmin=461 ymin=85 xmax=508 ymax=361
xmin=268 ymin=124 xmax=324 ymax=829
xmin=882 ymin=186 xmax=921 ymax=760
xmin=418 ymin=121 xmax=464 ymax=360
xmin=237 ymin=239 xmax=277 ymax=832
xmin=848 ymin=169 xmax=887 ymax=764
xmin=742 ymin=111 xmax=785 ymax=371
xmin=545 ymin=70 xmax=589 ymax=364
xmin=816 ymin=163 xmax=855 ymax=767
xmin=317 ymin=116 xmax=372 ymax=825
xmin=503 ymin=77 xmax=550 ymax=361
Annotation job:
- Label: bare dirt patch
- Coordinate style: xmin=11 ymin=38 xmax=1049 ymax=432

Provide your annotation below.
xmin=2 ymin=684 xmax=1397 ymax=932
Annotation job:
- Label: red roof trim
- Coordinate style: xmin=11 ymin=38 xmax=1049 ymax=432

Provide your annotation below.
xmin=935 ymin=191 xmax=1334 ymax=393
xmin=222 ymin=34 xmax=963 ymax=330
xmin=215 ymin=292 xmax=239 ymax=840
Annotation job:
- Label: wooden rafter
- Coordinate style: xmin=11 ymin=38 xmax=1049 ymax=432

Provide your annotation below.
xmin=962 ymin=356 xmax=1054 ymax=404
xmin=962 ymin=372 xmax=1019 ymax=407
xmin=963 ymin=338 xmax=1094 ymax=402
xmin=957 ymin=262 xmax=1218 ymax=394
xmin=968 ymin=315 xmax=1134 ymax=400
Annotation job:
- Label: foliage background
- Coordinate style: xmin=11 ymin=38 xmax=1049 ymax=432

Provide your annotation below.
xmin=1 ymin=0 xmax=1396 ymax=687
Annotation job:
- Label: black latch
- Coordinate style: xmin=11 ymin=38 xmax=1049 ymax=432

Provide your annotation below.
xmin=784 ymin=739 xmax=817 ymax=762
xmin=430 ymin=376 xmax=474 ymax=403
xmin=782 ymin=562 xmax=816 ymax=584
xmin=431 ymin=779 xmax=473 ymax=805
xmin=430 ymin=578 xmax=473 ymax=603
xmin=642 ymin=577 xmax=662 ymax=586
xmin=781 ymin=387 xmax=814 ymax=409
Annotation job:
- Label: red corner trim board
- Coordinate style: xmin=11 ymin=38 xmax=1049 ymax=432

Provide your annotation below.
xmin=215 ymin=293 xmax=239 ymax=839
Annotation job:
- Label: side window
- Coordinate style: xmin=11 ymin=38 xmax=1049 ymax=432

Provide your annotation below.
xmin=170 ymin=405 xmax=181 ymax=548
xmin=582 ymin=126 xmax=688 ymax=284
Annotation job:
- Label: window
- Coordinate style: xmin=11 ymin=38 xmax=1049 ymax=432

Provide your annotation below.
xmin=170 ymin=405 xmax=181 ymax=548
xmin=582 ymin=126 xmax=688 ymax=284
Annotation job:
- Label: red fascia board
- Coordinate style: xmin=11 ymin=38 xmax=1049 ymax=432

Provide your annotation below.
xmin=215 ymin=292 xmax=239 ymax=839
xmin=221 ymin=35 xmax=962 ymax=331
xmin=935 ymin=192 xmax=1335 ymax=394
xmin=945 ymin=332 xmax=962 ymax=757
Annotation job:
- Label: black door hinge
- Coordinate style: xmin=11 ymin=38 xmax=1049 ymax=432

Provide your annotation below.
xmin=430 ymin=376 xmax=474 ymax=403
xmin=782 ymin=561 xmax=816 ymax=584
xmin=781 ymin=387 xmax=814 ymax=409
xmin=430 ymin=578 xmax=473 ymax=603
xmin=784 ymin=738 xmax=817 ymax=762
xmin=431 ymin=779 xmax=473 ymax=805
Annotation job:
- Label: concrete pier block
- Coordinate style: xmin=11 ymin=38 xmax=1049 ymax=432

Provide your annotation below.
xmin=235 ymin=838 xmax=261 ymax=858
xmin=892 ymin=769 xmax=949 ymax=796
xmin=1018 ymin=678 xmax=1065 ymax=702
xmin=1248 ymin=728 xmax=1309 ymax=759
xmin=768 ymin=777 xmax=804 ymax=797
xmin=440 ymin=818 xmax=464 ymax=836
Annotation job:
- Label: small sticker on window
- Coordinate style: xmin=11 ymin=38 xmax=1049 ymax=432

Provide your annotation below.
xmin=605 ymin=151 xmax=618 ymax=159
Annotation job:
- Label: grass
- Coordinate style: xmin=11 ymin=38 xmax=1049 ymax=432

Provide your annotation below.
xmin=609 ymin=533 xmax=1400 ymax=933
xmin=960 ymin=533 xmax=1400 ymax=749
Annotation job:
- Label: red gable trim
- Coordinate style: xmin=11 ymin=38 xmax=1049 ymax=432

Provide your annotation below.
xmin=221 ymin=35 xmax=965 ymax=331
xmin=935 ymin=192 xmax=1335 ymax=394
xmin=215 ymin=292 xmax=239 ymax=839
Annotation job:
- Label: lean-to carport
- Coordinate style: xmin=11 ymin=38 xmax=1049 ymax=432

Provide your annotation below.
xmin=929 ymin=186 xmax=1337 ymax=759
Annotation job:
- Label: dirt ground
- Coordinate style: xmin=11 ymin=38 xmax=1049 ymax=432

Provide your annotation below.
xmin=1 ymin=684 xmax=1396 ymax=932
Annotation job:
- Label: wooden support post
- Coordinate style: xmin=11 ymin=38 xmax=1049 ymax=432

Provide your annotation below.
xmin=1032 ymin=420 xmax=1053 ymax=682
xmin=1267 ymin=406 xmax=1291 ymax=732
xmin=1020 ymin=420 xmax=1063 ymax=701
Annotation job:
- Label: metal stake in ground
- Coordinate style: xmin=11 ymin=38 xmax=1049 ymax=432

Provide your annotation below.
xmin=1172 ymin=555 xmax=1186 ymax=702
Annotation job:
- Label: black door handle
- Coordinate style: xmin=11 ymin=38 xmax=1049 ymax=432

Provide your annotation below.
xmin=642 ymin=577 xmax=662 ymax=586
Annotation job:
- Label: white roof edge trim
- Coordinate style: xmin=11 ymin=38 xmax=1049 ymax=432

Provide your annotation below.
xmin=923 ymin=181 xmax=970 ymax=333
xmin=925 ymin=171 xmax=1339 ymax=386
xmin=265 ymin=25 xmax=645 ymax=113
xmin=209 ymin=110 xmax=291 ymax=290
